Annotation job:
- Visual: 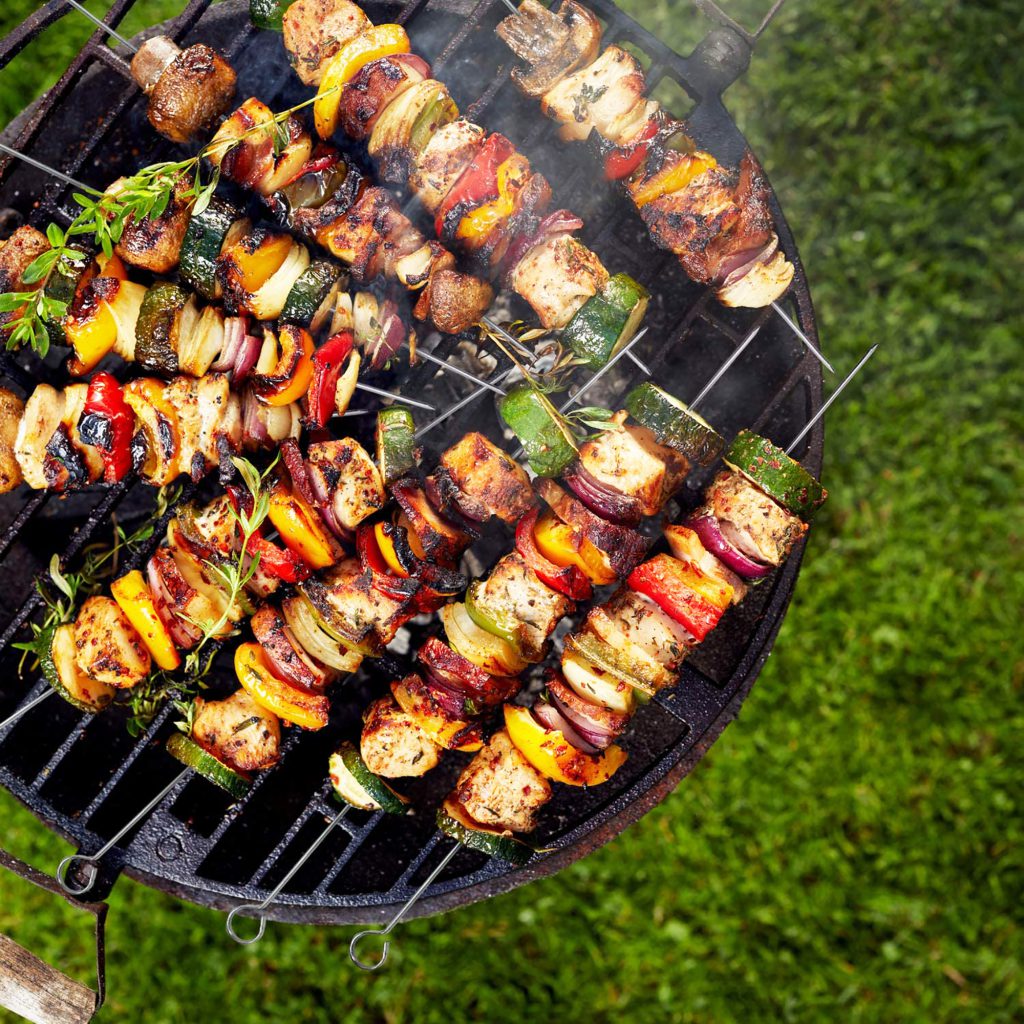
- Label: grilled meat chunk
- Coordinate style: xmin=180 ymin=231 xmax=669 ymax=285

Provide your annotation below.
xmin=0 ymin=227 xmax=49 ymax=334
xmin=305 ymin=438 xmax=385 ymax=531
xmin=541 ymin=45 xmax=647 ymax=143
xmin=0 ymin=388 xmax=25 ymax=493
xmin=578 ymin=417 xmax=689 ymax=516
xmin=586 ymin=597 xmax=682 ymax=689
xmin=165 ymin=377 xmax=204 ymax=482
xmin=510 ymin=232 xmax=607 ymax=328
xmin=418 ymin=267 xmax=493 ymax=335
xmin=196 ymin=373 xmax=239 ymax=467
xmin=497 ymin=0 xmax=602 ymax=98
xmin=454 ymin=729 xmax=551 ymax=833
xmin=146 ymin=43 xmax=237 ymax=144
xmin=474 ymin=552 xmax=572 ymax=660
xmin=73 ymin=595 xmax=150 ymax=688
xmin=392 ymin=479 xmax=472 ymax=566
xmin=705 ymin=469 xmax=807 ymax=567
xmin=110 ymin=174 xmax=194 ymax=274
xmin=361 ymin=696 xmax=441 ymax=778
xmin=191 ymin=690 xmax=281 ymax=772
xmin=282 ymin=0 xmax=372 ymax=87
xmin=338 ymin=54 xmax=430 ymax=141
xmin=410 ymin=120 xmax=486 ymax=215
xmin=439 ymin=432 xmax=535 ymax=524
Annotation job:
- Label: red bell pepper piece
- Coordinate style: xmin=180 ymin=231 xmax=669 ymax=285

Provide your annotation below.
xmin=356 ymin=524 xmax=420 ymax=601
xmin=225 ymin=484 xmax=311 ymax=583
xmin=603 ymin=118 xmax=660 ymax=180
xmin=515 ymin=506 xmax=592 ymax=602
xmin=435 ymin=133 xmax=516 ymax=238
xmin=307 ymin=330 xmax=354 ymax=429
xmin=627 ymin=554 xmax=724 ymax=642
xmin=83 ymin=371 xmax=134 ymax=483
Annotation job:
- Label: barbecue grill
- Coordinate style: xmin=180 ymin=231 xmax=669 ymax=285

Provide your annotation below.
xmin=0 ymin=0 xmax=823 ymax=987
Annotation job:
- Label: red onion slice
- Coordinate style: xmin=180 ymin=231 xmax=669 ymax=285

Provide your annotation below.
xmin=241 ymin=390 xmax=269 ymax=446
xmin=367 ymin=303 xmax=408 ymax=371
xmin=232 ymin=331 xmax=263 ymax=382
xmin=422 ymin=668 xmax=472 ymax=718
xmin=146 ymin=557 xmax=200 ymax=649
xmin=548 ymin=689 xmax=617 ymax=751
xmin=564 ymin=464 xmax=643 ymax=526
xmin=684 ymin=514 xmax=773 ymax=580
xmin=531 ymin=701 xmax=601 ymax=755
xmin=280 ymin=439 xmax=318 ymax=507
xmin=212 ymin=316 xmax=244 ymax=372
xmin=716 ymin=235 xmax=779 ymax=288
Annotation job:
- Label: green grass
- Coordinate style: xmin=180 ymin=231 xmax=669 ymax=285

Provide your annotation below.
xmin=1 ymin=0 xmax=1022 ymax=1021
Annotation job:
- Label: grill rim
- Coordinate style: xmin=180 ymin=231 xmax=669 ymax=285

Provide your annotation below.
xmin=0 ymin=0 xmax=825 ymax=924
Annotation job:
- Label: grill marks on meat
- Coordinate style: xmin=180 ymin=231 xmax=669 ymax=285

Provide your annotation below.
xmin=73 ymin=595 xmax=150 ymax=688
xmin=438 ymin=432 xmax=535 ymax=525
xmin=0 ymin=227 xmax=49 ymax=334
xmin=109 ymin=175 xmax=194 ymax=275
xmin=360 ymin=696 xmax=441 ymax=778
xmin=191 ymin=690 xmax=281 ymax=772
xmin=0 ymin=389 xmax=25 ymax=493
xmin=283 ymin=0 xmax=371 ymax=87
xmin=510 ymin=232 xmax=608 ymax=328
xmin=147 ymin=44 xmax=237 ymax=144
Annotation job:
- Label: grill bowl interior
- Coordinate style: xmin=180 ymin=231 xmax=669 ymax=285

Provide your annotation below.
xmin=0 ymin=0 xmax=823 ymax=924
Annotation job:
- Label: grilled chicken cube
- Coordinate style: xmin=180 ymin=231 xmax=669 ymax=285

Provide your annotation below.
xmin=510 ymin=232 xmax=607 ymax=328
xmin=14 ymin=384 xmax=65 ymax=491
xmin=541 ymin=46 xmax=647 ymax=143
xmin=145 ymin=43 xmax=237 ymax=144
xmin=497 ymin=0 xmax=602 ymax=98
xmin=185 ymin=495 xmax=237 ymax=556
xmin=191 ymin=690 xmax=281 ymax=772
xmin=705 ymin=470 xmax=807 ymax=567
xmin=196 ymin=372 xmax=238 ymax=468
xmin=73 ymin=595 xmax=150 ymax=688
xmin=282 ymin=0 xmax=372 ymax=87
xmin=109 ymin=174 xmax=194 ymax=274
xmin=165 ymin=377 xmax=204 ymax=482
xmin=0 ymin=388 xmax=25 ymax=493
xmin=578 ymin=417 xmax=689 ymax=516
xmin=439 ymin=432 xmax=535 ymax=524
xmin=603 ymin=587 xmax=695 ymax=667
xmin=0 ymin=227 xmax=49 ymax=334
xmin=454 ymin=729 xmax=551 ymax=833
xmin=474 ymin=552 xmax=572 ymax=660
xmin=410 ymin=120 xmax=486 ymax=215
xmin=306 ymin=438 xmax=385 ymax=531
xmin=360 ymin=696 xmax=441 ymax=778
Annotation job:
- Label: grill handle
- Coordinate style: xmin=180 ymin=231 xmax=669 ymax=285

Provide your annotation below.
xmin=0 ymin=849 xmax=106 ymax=1024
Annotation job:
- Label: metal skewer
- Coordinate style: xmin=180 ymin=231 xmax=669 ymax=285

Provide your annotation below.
xmin=559 ymin=325 xmax=649 ymax=412
xmin=415 ymin=346 xmax=507 ymax=395
xmin=415 ymin=366 xmax=516 ymax=439
xmin=56 ymin=766 xmax=191 ymax=895
xmin=0 ymin=142 xmax=98 ymax=194
xmin=349 ymin=840 xmax=460 ymax=970
xmin=688 ymin=322 xmax=760 ymax=414
xmin=0 ymin=688 xmax=55 ymax=734
xmin=772 ymin=301 xmax=834 ymax=373
xmin=65 ymin=0 xmax=139 ymax=53
xmin=226 ymin=804 xmax=351 ymax=944
xmin=354 ymin=381 xmax=434 ymax=411
xmin=785 ymin=344 xmax=878 ymax=454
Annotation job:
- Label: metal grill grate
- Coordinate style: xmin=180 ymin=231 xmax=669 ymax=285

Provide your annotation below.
xmin=0 ymin=0 xmax=822 ymax=924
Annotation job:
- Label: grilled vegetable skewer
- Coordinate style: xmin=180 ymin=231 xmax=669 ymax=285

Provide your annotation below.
xmin=496 ymin=0 xmax=793 ymax=307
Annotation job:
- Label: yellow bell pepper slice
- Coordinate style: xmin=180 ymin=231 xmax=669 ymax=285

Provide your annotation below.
xmin=110 ymin=570 xmax=181 ymax=671
xmin=533 ymin=511 xmax=617 ymax=586
xmin=259 ymin=326 xmax=315 ymax=408
xmin=456 ymin=153 xmax=531 ymax=246
xmin=391 ymin=675 xmax=483 ymax=752
xmin=64 ymin=296 xmax=118 ymax=372
xmin=222 ymin=232 xmax=293 ymax=293
xmin=628 ymin=150 xmax=718 ymax=208
xmin=315 ymin=25 xmax=411 ymax=138
xmin=235 ymin=643 xmax=329 ymax=730
xmin=504 ymin=705 xmax=626 ymax=787
xmin=375 ymin=522 xmax=409 ymax=577
xmin=96 ymin=252 xmax=128 ymax=280
xmin=268 ymin=481 xmax=338 ymax=570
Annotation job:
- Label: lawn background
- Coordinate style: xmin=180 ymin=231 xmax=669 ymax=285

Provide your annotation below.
xmin=0 ymin=1 xmax=1021 ymax=1021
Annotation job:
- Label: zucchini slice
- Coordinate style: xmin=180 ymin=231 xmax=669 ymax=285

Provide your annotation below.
xmin=563 ymin=273 xmax=649 ymax=369
xmin=564 ymin=631 xmax=656 ymax=697
xmin=41 ymin=255 xmax=95 ymax=345
xmin=499 ymin=381 xmax=578 ymax=478
xmin=249 ymin=0 xmax=285 ymax=32
xmin=166 ymin=732 xmax=251 ymax=800
xmin=375 ymin=406 xmax=418 ymax=485
xmin=39 ymin=623 xmax=116 ymax=713
xmin=280 ymin=260 xmax=341 ymax=326
xmin=179 ymin=198 xmax=248 ymax=300
xmin=329 ymin=742 xmax=408 ymax=814
xmin=436 ymin=797 xmax=533 ymax=865
xmin=724 ymin=429 xmax=826 ymax=519
xmin=135 ymin=282 xmax=191 ymax=374
xmin=625 ymin=382 xmax=725 ymax=467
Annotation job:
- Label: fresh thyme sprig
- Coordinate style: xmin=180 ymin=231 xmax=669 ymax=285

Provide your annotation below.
xmin=0 ymin=88 xmax=338 ymax=358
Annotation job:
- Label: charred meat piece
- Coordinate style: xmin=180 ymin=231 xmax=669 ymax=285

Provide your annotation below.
xmin=410 ymin=120 xmax=486 ymax=215
xmin=0 ymin=388 xmax=25 ymax=493
xmin=251 ymin=605 xmax=332 ymax=693
xmin=0 ymin=227 xmax=50 ymax=333
xmin=510 ymin=232 xmax=607 ymax=328
xmin=497 ymin=0 xmax=602 ymax=98
xmin=73 ymin=595 xmax=150 ymax=688
xmin=305 ymin=438 xmax=386 ymax=531
xmin=110 ymin=174 xmax=194 ymax=274
xmin=360 ymin=696 xmax=441 ymax=778
xmin=439 ymin=432 xmax=535 ymax=524
xmin=578 ymin=417 xmax=689 ymax=517
xmin=704 ymin=470 xmax=807 ymax=567
xmin=454 ymin=729 xmax=551 ymax=833
xmin=417 ymin=267 xmax=493 ymax=335
xmin=339 ymin=54 xmax=431 ymax=142
xmin=392 ymin=478 xmax=473 ymax=567
xmin=419 ymin=638 xmax=521 ymax=709
xmin=191 ymin=690 xmax=281 ymax=772
xmin=282 ymin=0 xmax=373 ymax=87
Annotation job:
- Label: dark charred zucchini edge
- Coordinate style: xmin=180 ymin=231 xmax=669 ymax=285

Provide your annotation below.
xmin=330 ymin=742 xmax=408 ymax=815
xmin=280 ymin=260 xmax=340 ymax=325
xmin=42 ymin=255 xmax=94 ymax=345
xmin=436 ymin=798 xmax=533 ymax=865
xmin=166 ymin=732 xmax=251 ymax=799
xmin=724 ymin=429 xmax=827 ymax=519
xmin=39 ymin=623 xmax=116 ymax=713
xmin=375 ymin=406 xmax=418 ymax=485
xmin=499 ymin=381 xmax=578 ymax=478
xmin=179 ymin=198 xmax=242 ymax=300
xmin=625 ymin=382 xmax=725 ymax=468
xmin=134 ymin=282 xmax=186 ymax=374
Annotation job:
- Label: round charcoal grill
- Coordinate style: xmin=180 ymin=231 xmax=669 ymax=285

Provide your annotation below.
xmin=0 ymin=0 xmax=823 ymax=932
